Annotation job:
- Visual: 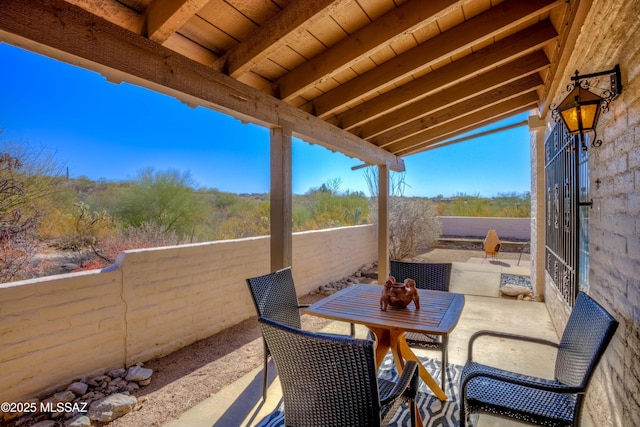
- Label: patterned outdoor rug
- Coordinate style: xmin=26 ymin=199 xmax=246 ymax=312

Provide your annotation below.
xmin=256 ymin=353 xmax=462 ymax=427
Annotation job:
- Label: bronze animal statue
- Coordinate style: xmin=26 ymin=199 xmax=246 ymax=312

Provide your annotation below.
xmin=380 ymin=277 xmax=395 ymax=311
xmin=380 ymin=276 xmax=420 ymax=310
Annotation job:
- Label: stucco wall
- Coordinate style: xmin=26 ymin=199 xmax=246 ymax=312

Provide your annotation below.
xmin=541 ymin=0 xmax=640 ymax=425
xmin=438 ymin=216 xmax=531 ymax=240
xmin=0 ymin=225 xmax=377 ymax=403
xmin=0 ymin=270 xmax=126 ymax=406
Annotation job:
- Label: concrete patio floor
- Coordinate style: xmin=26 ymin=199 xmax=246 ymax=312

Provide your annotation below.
xmin=165 ymin=257 xmax=594 ymax=427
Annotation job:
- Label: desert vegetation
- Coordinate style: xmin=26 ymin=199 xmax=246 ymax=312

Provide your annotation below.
xmin=1 ymin=139 xmax=529 ymax=282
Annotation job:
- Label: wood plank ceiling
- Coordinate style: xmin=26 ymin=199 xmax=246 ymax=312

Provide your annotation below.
xmin=1 ymin=0 xmax=579 ymax=166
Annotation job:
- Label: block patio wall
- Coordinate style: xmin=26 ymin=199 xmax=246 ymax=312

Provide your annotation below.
xmin=0 ymin=225 xmax=376 ymax=403
xmin=541 ymin=1 xmax=640 ymax=425
xmin=438 ymin=216 xmax=530 ymax=240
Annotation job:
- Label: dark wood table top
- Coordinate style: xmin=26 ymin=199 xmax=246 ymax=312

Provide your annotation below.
xmin=305 ymin=284 xmax=465 ymax=335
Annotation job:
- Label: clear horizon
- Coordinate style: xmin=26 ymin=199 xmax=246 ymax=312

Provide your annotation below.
xmin=1 ymin=42 xmax=532 ymax=198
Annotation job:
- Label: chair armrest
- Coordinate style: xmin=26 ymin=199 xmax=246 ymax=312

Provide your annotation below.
xmin=468 ymin=330 xmax=558 ymax=361
xmin=379 ymin=361 xmax=419 ymax=407
xmin=461 ymin=369 xmax=584 ymax=395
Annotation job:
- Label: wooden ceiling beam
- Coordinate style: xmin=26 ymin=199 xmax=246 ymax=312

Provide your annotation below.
xmin=398 ymin=106 xmax=537 ymax=156
xmin=0 ymin=0 xmax=404 ymax=171
xmin=162 ymin=31 xmax=218 ymax=66
xmin=217 ymin=0 xmax=342 ymax=78
xmin=312 ymin=0 xmax=561 ymax=118
xmin=145 ymin=0 xmax=210 ymax=43
xmin=385 ymin=92 xmax=539 ymax=154
xmin=333 ymin=20 xmax=557 ymax=130
xmin=355 ymin=51 xmax=549 ymax=140
xmin=65 ymin=0 xmax=144 ymax=33
xmin=277 ymin=0 xmax=461 ymax=102
xmin=372 ymin=75 xmax=543 ymax=147
xmin=418 ymin=119 xmax=529 ymax=153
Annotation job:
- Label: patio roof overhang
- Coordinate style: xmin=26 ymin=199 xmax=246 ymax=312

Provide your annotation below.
xmin=0 ymin=0 xmax=587 ymax=167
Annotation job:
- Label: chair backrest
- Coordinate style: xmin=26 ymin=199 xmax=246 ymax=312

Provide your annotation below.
xmin=246 ymin=267 xmax=302 ymax=329
xmin=390 ymin=260 xmax=452 ymax=292
xmin=258 ymin=316 xmax=383 ymax=427
xmin=554 ymin=292 xmax=618 ymax=388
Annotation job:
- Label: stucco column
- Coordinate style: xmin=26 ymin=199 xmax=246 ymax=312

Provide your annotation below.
xmin=528 ymin=115 xmax=546 ymax=298
xmin=270 ymin=123 xmax=293 ymax=271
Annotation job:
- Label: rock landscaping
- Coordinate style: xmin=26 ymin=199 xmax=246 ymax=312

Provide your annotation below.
xmin=2 ymin=364 xmax=153 ymax=427
xmin=308 ymin=262 xmax=378 ymax=296
xmin=499 ymin=273 xmax=542 ymax=301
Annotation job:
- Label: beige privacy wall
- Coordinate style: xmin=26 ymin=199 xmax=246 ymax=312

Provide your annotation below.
xmin=0 ymin=270 xmax=126 ymax=405
xmin=438 ymin=216 xmax=531 ymax=240
xmin=0 ymin=225 xmax=377 ymax=402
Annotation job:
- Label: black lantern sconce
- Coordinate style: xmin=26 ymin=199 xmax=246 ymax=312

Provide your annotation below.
xmin=553 ymin=64 xmax=622 ymax=150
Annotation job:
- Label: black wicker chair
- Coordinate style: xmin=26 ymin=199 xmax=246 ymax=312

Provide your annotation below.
xmin=246 ymin=267 xmax=310 ymax=401
xmin=460 ymin=291 xmax=618 ymax=427
xmin=390 ymin=260 xmax=453 ymax=390
xmin=246 ymin=266 xmax=354 ymax=400
xmin=258 ymin=316 xmax=419 ymax=427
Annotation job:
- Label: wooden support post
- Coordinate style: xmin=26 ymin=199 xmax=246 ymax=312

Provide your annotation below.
xmin=377 ymin=164 xmax=389 ymax=283
xmin=270 ymin=124 xmax=293 ymax=271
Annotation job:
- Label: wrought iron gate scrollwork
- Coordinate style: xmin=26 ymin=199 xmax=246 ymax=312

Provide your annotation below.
xmin=544 ymin=123 xmax=590 ymax=307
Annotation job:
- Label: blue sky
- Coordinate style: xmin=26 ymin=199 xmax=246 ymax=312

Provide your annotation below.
xmin=0 ymin=42 xmax=531 ymax=197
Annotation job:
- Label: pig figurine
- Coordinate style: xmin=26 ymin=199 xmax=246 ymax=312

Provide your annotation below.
xmin=380 ymin=276 xmax=396 ymax=311
xmin=403 ymin=278 xmax=420 ymax=309
xmin=380 ymin=276 xmax=420 ymax=310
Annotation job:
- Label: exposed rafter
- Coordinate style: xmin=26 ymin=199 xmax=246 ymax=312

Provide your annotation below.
xmin=389 ymin=93 xmax=539 ymax=155
xmin=215 ymin=0 xmax=342 ymax=78
xmin=373 ymin=76 xmax=542 ymax=148
xmin=331 ymin=20 xmax=558 ymax=131
xmin=0 ymin=0 xmax=404 ymax=171
xmin=399 ymin=105 xmax=536 ymax=156
xmin=420 ymin=119 xmax=529 ymax=152
xmin=145 ymin=0 xmax=210 ymax=43
xmin=277 ymin=0 xmax=461 ymax=102
xmin=311 ymin=0 xmax=561 ymax=118
xmin=65 ymin=0 xmax=143 ymax=33
xmin=355 ymin=52 xmax=549 ymax=140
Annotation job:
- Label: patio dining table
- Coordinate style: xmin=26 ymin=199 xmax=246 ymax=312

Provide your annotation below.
xmin=304 ymin=283 xmax=465 ymax=401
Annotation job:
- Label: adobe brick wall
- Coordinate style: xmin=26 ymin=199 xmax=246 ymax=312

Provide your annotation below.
xmin=540 ymin=0 xmax=640 ymax=425
xmin=0 ymin=225 xmax=377 ymax=403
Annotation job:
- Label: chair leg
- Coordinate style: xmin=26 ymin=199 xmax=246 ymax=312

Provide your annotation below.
xmin=262 ymin=343 xmax=269 ymax=401
xmin=441 ymin=336 xmax=448 ymax=392
xmin=350 ymin=322 xmax=355 ymax=337
xmin=459 ymin=393 xmax=467 ymax=427
xmin=409 ymin=398 xmax=417 ymax=427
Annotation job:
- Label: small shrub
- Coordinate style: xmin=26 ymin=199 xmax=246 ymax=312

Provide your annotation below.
xmin=388 ymin=197 xmax=441 ymax=260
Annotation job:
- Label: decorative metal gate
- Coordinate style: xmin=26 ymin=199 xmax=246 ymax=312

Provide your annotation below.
xmin=544 ymin=123 xmax=590 ymax=307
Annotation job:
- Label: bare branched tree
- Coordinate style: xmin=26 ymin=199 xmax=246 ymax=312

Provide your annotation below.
xmin=387 ymin=196 xmax=441 ymax=260
xmin=363 ymin=167 xmax=442 ymax=260
xmin=0 ymin=138 xmax=65 ymax=282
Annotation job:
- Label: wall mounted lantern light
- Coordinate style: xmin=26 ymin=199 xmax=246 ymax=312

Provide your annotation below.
xmin=553 ymin=64 xmax=622 ymax=149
